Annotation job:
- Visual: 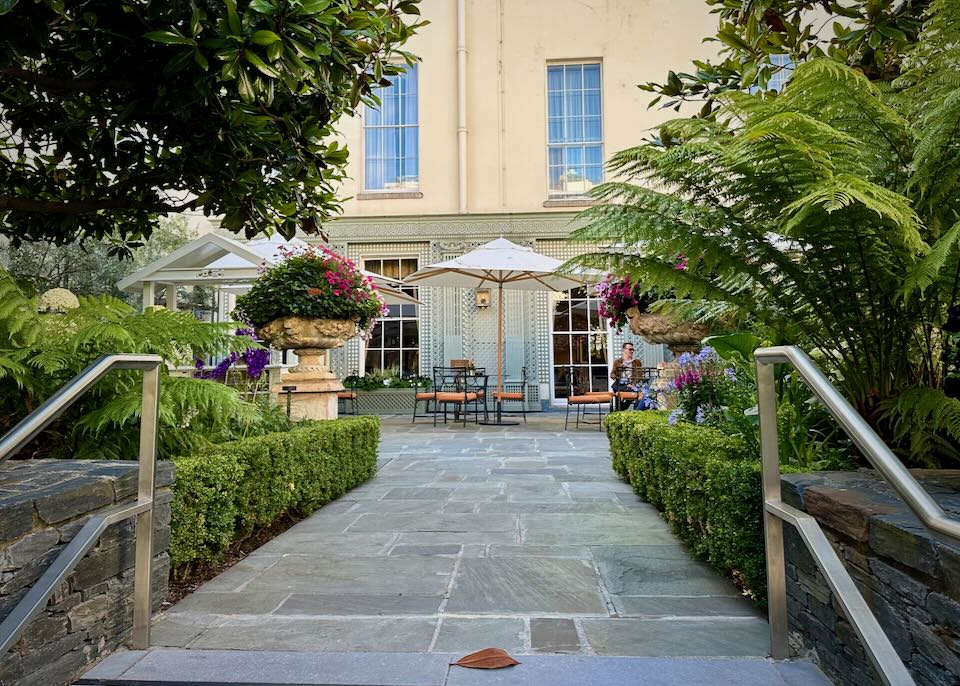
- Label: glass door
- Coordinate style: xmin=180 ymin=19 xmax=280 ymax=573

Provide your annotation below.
xmin=551 ymin=287 xmax=608 ymax=398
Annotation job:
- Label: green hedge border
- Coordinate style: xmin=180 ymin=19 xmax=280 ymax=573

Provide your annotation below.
xmin=607 ymin=411 xmax=797 ymax=606
xmin=169 ymin=416 xmax=379 ymax=573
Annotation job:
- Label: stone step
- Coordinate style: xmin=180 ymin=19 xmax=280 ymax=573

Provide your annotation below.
xmin=75 ymin=648 xmax=832 ymax=686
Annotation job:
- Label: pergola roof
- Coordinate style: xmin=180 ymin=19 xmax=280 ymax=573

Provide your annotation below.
xmin=116 ymin=232 xmax=290 ymax=292
xmin=116 ymin=232 xmax=419 ymax=305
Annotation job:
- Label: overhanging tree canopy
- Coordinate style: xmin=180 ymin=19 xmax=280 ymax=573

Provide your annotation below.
xmin=0 ymin=0 xmax=423 ymax=254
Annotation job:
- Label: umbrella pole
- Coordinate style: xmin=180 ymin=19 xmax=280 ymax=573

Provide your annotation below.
xmin=496 ymin=281 xmax=504 ymax=423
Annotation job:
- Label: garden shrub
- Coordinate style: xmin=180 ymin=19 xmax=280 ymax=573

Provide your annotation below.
xmin=605 ymin=410 xmax=665 ymax=483
xmin=170 ymin=416 xmax=379 ymax=573
xmin=607 ymin=411 xmax=798 ymax=605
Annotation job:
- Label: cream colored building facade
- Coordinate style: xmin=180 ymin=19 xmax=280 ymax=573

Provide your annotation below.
xmin=326 ymin=0 xmax=719 ymax=407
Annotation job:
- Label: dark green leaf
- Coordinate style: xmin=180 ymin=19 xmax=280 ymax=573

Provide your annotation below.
xmin=144 ymin=30 xmax=195 ymax=46
xmin=250 ymin=30 xmax=281 ymax=45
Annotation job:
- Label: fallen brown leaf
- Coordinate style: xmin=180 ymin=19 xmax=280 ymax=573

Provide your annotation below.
xmin=454 ymin=647 xmax=521 ymax=669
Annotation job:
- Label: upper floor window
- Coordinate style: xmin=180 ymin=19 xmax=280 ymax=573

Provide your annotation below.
xmin=767 ymin=54 xmax=794 ymax=92
xmin=547 ymin=62 xmax=602 ymax=198
xmin=364 ymin=65 xmax=419 ymax=191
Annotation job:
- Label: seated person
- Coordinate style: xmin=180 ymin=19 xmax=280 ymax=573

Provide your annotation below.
xmin=610 ymin=342 xmax=646 ymax=410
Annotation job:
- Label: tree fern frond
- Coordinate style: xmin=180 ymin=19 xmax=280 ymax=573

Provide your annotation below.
xmin=881 ymin=388 xmax=960 ymax=467
xmin=781 ymin=174 xmax=925 ymax=251
xmin=899 ymin=219 xmax=960 ymax=299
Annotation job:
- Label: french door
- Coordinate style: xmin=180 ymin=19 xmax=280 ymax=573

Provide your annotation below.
xmin=551 ymin=287 xmax=609 ymax=399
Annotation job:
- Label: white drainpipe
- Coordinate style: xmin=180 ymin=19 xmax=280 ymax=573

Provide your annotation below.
xmin=457 ymin=0 xmax=468 ymax=213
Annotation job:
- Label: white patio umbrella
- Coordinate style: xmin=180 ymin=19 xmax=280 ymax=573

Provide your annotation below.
xmin=361 ymin=270 xmax=421 ymax=307
xmin=404 ymin=238 xmax=587 ymax=424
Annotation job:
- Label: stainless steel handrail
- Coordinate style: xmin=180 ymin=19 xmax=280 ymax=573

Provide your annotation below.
xmin=0 ymin=354 xmax=162 ymax=654
xmin=756 ymin=345 xmax=960 ymax=686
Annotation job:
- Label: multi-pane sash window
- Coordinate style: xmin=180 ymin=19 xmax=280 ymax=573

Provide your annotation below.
xmin=767 ymin=54 xmax=794 ymax=92
xmin=547 ymin=63 xmax=602 ymax=197
xmin=362 ymin=258 xmax=419 ymax=377
xmin=364 ymin=65 xmax=419 ymax=190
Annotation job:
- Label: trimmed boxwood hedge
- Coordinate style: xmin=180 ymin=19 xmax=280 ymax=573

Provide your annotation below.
xmin=169 ymin=416 xmax=379 ymax=574
xmin=606 ymin=411 xmax=797 ymax=606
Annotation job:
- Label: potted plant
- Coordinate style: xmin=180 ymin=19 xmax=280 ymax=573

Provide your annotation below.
xmin=233 ymin=244 xmax=387 ymax=419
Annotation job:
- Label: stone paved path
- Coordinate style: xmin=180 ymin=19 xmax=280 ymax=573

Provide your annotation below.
xmin=153 ymin=415 xmax=769 ymax=657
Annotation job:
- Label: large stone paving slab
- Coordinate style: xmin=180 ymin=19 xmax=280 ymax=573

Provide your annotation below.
xmin=153 ymin=416 xmax=769 ymax=658
xmin=445 ymin=558 xmax=606 ymax=613
xmin=243 ymin=555 xmax=455 ymax=595
xmin=581 ymin=617 xmax=770 ymax=656
xmin=188 ymin=617 xmax=438 ymax=652
xmin=592 ymin=545 xmax=741 ymax=596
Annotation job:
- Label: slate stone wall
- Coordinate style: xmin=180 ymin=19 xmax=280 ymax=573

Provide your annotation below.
xmin=0 ymin=460 xmax=174 ymax=686
xmin=782 ymin=470 xmax=960 ymax=686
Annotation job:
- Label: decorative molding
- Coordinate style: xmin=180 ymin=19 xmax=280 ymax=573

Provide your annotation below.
xmin=543 ymin=198 xmax=594 ymax=208
xmin=323 ymin=212 xmax=586 ymax=242
xmin=357 ymin=191 xmax=423 ymax=200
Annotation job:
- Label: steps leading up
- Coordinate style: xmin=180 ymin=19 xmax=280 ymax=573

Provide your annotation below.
xmin=75 ymin=648 xmax=832 ymax=686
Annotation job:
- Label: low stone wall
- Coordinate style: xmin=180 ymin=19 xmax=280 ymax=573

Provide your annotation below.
xmin=782 ymin=470 xmax=960 ymax=686
xmin=0 ymin=460 xmax=174 ymax=686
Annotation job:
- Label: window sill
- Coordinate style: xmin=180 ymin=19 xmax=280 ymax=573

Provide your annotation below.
xmin=357 ymin=191 xmax=423 ymax=200
xmin=543 ymin=198 xmax=595 ymax=208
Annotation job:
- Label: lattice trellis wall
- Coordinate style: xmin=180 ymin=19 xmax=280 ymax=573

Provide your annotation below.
xmin=535 ymin=239 xmax=666 ymax=370
xmin=326 ymin=231 xmax=664 ymax=406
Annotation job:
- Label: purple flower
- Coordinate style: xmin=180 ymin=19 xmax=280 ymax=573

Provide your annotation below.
xmin=723 ymin=367 xmax=737 ymax=382
xmin=696 ymin=346 xmax=716 ymax=363
xmin=242 ymin=347 xmax=271 ymax=379
xmin=677 ymin=352 xmax=693 ymax=366
xmin=695 ymin=406 xmax=706 ymax=424
xmin=668 ymin=408 xmax=684 ymax=425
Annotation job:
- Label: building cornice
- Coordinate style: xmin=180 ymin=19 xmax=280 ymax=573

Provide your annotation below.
xmin=323 ymin=211 xmax=587 ymax=242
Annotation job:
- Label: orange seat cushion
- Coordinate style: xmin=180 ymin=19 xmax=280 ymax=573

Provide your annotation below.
xmin=585 ymin=391 xmax=613 ymax=399
xmin=616 ymin=391 xmax=640 ymax=400
xmin=415 ymin=392 xmax=436 ymax=400
xmin=493 ymin=392 xmax=524 ymax=400
xmin=568 ymin=394 xmax=608 ymax=404
xmin=435 ymin=391 xmax=479 ymax=402
xmin=337 ymin=392 xmax=357 ymax=399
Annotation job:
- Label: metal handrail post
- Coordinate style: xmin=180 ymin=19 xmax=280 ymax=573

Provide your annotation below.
xmin=753 ymin=345 xmax=955 ymax=685
xmin=756 ymin=359 xmax=788 ymax=660
xmin=0 ymin=354 xmax=163 ymax=655
xmin=755 ymin=346 xmax=960 ymax=543
xmin=132 ymin=364 xmax=160 ymax=649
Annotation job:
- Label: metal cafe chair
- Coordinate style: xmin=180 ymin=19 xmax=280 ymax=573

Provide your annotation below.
xmin=411 ymin=373 xmax=437 ymax=424
xmin=432 ymin=366 xmax=486 ymax=427
xmin=338 ymin=371 xmax=359 ymax=415
xmin=491 ymin=366 xmax=529 ymax=423
xmin=564 ymin=367 xmax=610 ymax=431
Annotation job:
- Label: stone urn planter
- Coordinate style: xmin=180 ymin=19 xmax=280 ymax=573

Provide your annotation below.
xmin=256 ymin=316 xmax=357 ymax=420
xmin=624 ymin=307 xmax=708 ymax=355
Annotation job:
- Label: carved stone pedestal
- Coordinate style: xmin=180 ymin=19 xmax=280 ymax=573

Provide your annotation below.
xmin=257 ymin=317 xmax=356 ymax=421
xmin=273 ymin=349 xmax=344 ymax=421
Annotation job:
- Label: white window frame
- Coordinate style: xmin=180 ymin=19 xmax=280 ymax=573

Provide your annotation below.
xmin=362 ymin=65 xmax=420 ymax=192
xmin=545 ymin=60 xmax=604 ymax=199
xmin=547 ymin=287 xmax=611 ymax=403
xmin=361 ymin=257 xmax=420 ymax=377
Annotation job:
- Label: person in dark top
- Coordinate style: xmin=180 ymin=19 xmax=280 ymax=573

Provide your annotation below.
xmin=611 ymin=342 xmax=643 ymax=410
